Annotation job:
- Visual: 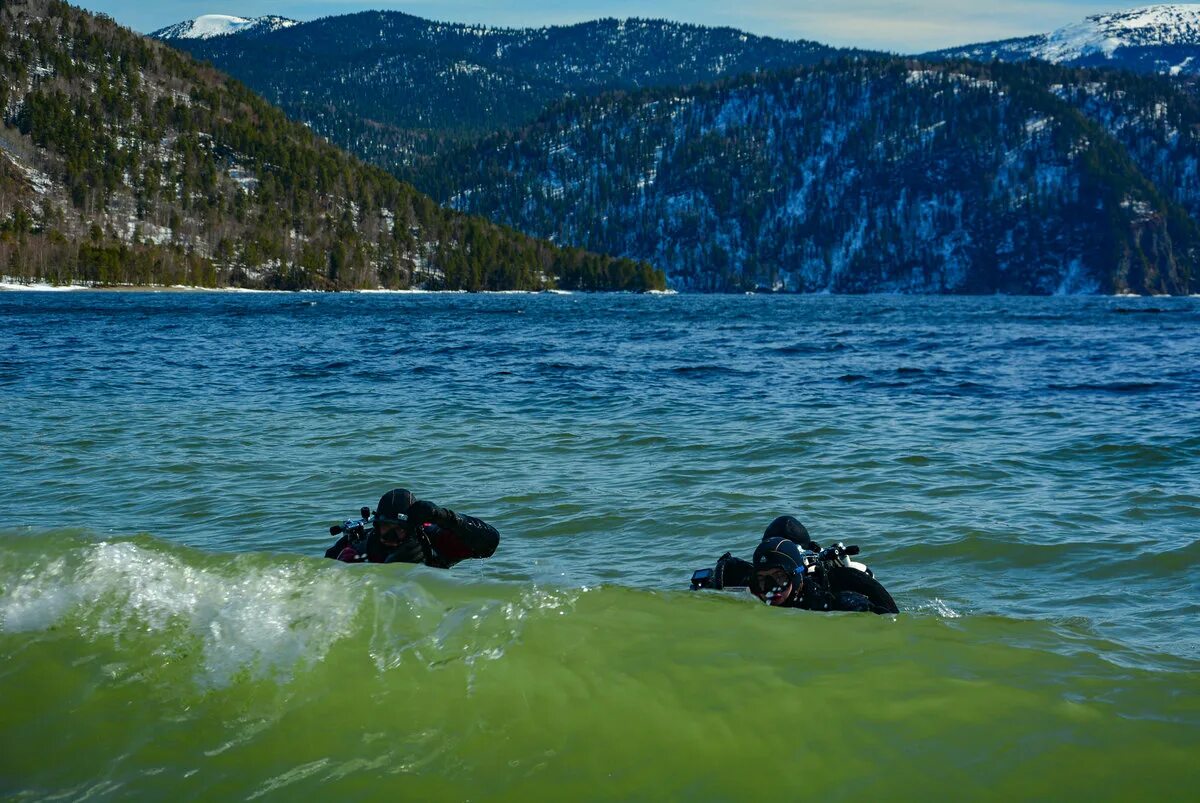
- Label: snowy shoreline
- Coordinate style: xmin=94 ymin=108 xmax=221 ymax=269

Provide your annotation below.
xmin=0 ymin=280 xmax=291 ymax=293
xmin=1 ymin=278 xmax=1186 ymax=298
xmin=0 ymin=278 xmax=599 ymax=295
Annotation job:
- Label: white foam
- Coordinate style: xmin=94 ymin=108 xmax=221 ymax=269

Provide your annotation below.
xmin=0 ymin=542 xmax=362 ymax=686
xmin=0 ymin=556 xmax=79 ymax=630
xmin=925 ymin=598 xmax=962 ymax=618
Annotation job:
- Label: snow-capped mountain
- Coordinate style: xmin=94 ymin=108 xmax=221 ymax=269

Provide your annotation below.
xmin=1033 ymin=4 xmax=1200 ymax=59
xmin=412 ymin=60 xmax=1200 ymax=295
xmin=153 ymin=11 xmax=860 ymax=170
xmin=150 ymin=14 xmax=297 ymax=40
xmin=929 ymin=4 xmax=1200 ymax=75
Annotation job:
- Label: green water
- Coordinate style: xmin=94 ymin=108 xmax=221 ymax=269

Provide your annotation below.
xmin=1 ymin=292 xmax=1197 ymax=799
xmin=1 ymin=538 xmax=1196 ymax=800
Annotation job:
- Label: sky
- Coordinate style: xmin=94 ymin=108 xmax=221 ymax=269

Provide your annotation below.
xmin=73 ymin=1 xmax=1145 ymax=52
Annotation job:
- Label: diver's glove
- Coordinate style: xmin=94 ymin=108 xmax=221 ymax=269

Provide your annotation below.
xmin=407 ymin=500 xmax=451 ymax=528
xmin=714 ymin=552 xmax=756 ymax=589
xmin=384 ymin=537 xmax=425 ymax=565
xmin=407 ymin=500 xmax=500 ymax=562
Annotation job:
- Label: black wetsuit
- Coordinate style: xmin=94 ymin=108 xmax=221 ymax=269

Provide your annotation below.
xmin=788 ymin=581 xmax=873 ymax=613
xmin=710 ymin=552 xmax=873 ymax=613
xmin=325 ymin=508 xmax=499 ymax=568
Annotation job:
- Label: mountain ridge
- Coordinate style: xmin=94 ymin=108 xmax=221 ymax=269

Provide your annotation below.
xmin=150 ymin=14 xmax=298 ymax=40
xmin=152 ymin=10 xmax=866 ymax=169
xmin=928 ymin=4 xmax=1200 ymax=75
xmin=0 ymin=0 xmax=665 ymax=291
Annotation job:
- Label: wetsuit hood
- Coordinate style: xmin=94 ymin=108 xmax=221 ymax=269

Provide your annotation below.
xmin=763 ymin=515 xmax=814 ymax=549
xmin=377 ymin=488 xmax=415 ymax=520
xmin=752 ymin=536 xmax=807 ymax=605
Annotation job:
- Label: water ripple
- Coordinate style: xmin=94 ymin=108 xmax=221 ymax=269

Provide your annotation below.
xmin=1 ymin=291 xmax=1198 ymax=665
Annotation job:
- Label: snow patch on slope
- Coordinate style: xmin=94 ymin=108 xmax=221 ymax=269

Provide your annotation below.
xmin=151 ymin=14 xmax=298 ymax=40
xmin=1034 ymin=4 xmax=1200 ymax=61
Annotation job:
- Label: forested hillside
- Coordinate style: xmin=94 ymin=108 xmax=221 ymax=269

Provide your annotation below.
xmin=159 ymin=11 xmax=861 ymax=170
xmin=0 ymin=0 xmax=664 ymax=291
xmin=409 ymin=59 xmax=1199 ymax=294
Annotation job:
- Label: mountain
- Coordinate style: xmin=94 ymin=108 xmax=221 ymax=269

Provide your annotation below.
xmin=407 ymin=59 xmax=1199 ymax=295
xmin=153 ymin=11 xmax=866 ymax=169
xmin=0 ymin=0 xmax=665 ymax=291
xmin=928 ymin=4 xmax=1200 ymax=76
xmin=150 ymin=14 xmax=298 ymax=40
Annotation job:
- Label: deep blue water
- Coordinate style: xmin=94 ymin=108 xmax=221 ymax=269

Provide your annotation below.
xmin=2 ymin=291 xmax=1198 ymax=655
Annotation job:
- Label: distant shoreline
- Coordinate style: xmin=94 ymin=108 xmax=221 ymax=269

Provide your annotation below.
xmin=0 ymin=279 xmax=678 ymax=295
xmin=2 ymin=279 xmax=1192 ymax=298
xmin=0 ymin=280 xmax=275 ymax=294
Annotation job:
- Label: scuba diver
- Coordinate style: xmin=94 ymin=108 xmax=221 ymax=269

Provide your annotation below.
xmin=325 ymin=488 xmax=500 ymax=568
xmin=692 ymin=515 xmax=899 ymax=614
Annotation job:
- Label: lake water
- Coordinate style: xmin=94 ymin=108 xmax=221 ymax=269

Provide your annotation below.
xmin=1 ymin=290 xmax=1197 ymax=800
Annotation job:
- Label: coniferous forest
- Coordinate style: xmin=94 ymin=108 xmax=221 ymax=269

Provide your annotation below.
xmin=0 ymin=1 xmax=666 ymax=291
xmin=163 ymin=11 xmax=858 ymax=169
xmin=406 ymin=60 xmax=1200 ymax=294
xmin=5 ymin=1 xmax=1200 ymax=292
xmin=151 ymin=7 xmax=1200 ymax=294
